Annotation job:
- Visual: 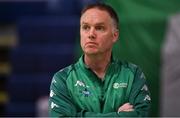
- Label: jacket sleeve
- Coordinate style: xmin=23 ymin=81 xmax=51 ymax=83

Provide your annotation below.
xmin=127 ymin=67 xmax=151 ymax=116
xmin=48 ymin=72 xmax=77 ymax=117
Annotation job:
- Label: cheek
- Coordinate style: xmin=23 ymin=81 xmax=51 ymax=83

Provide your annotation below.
xmin=80 ymin=33 xmax=86 ymax=44
xmin=100 ymin=35 xmax=113 ymax=44
xmin=80 ymin=38 xmax=86 ymax=49
xmin=100 ymin=37 xmax=113 ymax=49
xmin=80 ymin=39 xmax=84 ymax=47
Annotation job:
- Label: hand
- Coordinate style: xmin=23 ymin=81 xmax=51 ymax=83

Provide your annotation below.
xmin=118 ymin=103 xmax=134 ymax=112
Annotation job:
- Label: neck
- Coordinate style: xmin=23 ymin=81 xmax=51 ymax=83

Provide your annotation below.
xmin=84 ymin=52 xmax=111 ymax=79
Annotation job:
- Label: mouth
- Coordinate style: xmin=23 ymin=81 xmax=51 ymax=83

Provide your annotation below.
xmin=85 ymin=42 xmax=98 ymax=48
xmin=86 ymin=42 xmax=97 ymax=45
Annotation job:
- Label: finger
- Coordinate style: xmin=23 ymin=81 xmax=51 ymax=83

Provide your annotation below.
xmin=123 ymin=103 xmax=131 ymax=106
xmin=118 ymin=104 xmax=133 ymax=112
xmin=120 ymin=104 xmax=133 ymax=109
xmin=122 ymin=103 xmax=133 ymax=108
xmin=123 ymin=108 xmax=134 ymax=112
xmin=118 ymin=108 xmax=123 ymax=112
xmin=118 ymin=108 xmax=134 ymax=112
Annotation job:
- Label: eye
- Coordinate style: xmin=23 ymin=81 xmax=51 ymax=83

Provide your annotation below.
xmin=81 ymin=25 xmax=90 ymax=31
xmin=95 ymin=26 xmax=105 ymax=31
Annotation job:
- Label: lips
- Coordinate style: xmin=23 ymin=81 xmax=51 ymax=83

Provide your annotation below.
xmin=85 ymin=42 xmax=97 ymax=46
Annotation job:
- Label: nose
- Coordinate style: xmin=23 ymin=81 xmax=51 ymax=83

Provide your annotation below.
xmin=88 ymin=28 xmax=96 ymax=40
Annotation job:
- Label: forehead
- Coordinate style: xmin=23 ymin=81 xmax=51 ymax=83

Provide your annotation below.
xmin=80 ymin=8 xmax=112 ymax=24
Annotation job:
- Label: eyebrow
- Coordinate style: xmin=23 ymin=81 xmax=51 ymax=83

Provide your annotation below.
xmin=81 ymin=22 xmax=105 ymax=26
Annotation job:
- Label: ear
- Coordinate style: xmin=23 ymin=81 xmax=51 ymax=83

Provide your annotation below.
xmin=112 ymin=29 xmax=119 ymax=43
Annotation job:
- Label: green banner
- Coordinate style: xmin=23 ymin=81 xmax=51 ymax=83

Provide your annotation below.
xmin=103 ymin=0 xmax=180 ymax=116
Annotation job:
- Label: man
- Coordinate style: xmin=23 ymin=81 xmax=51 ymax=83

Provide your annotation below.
xmin=48 ymin=3 xmax=151 ymax=117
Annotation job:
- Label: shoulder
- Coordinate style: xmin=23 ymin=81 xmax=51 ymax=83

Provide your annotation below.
xmin=121 ymin=61 xmax=147 ymax=85
xmin=53 ymin=64 xmax=74 ymax=81
xmin=51 ymin=57 xmax=82 ymax=84
xmin=123 ymin=61 xmax=138 ymax=72
xmin=124 ymin=61 xmax=146 ymax=81
xmin=115 ymin=59 xmax=146 ymax=81
xmin=115 ymin=59 xmax=139 ymax=74
xmin=50 ymin=64 xmax=75 ymax=90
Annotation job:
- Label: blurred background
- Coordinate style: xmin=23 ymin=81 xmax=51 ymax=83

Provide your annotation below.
xmin=0 ymin=0 xmax=180 ymax=117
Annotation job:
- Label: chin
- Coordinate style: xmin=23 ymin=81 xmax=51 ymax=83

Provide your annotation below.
xmin=84 ymin=48 xmax=96 ymax=53
xmin=84 ymin=51 xmax=98 ymax=55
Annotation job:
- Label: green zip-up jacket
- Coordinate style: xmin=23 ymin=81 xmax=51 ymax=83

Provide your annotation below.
xmin=48 ymin=55 xmax=151 ymax=117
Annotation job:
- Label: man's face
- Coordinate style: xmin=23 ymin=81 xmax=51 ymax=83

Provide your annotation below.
xmin=80 ymin=8 xmax=119 ymax=55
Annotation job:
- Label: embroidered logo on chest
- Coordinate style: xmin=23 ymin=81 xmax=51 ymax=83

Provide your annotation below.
xmin=74 ymin=80 xmax=89 ymax=88
xmin=74 ymin=80 xmax=91 ymax=97
xmin=113 ymin=82 xmax=127 ymax=89
xmin=80 ymin=88 xmax=91 ymax=97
